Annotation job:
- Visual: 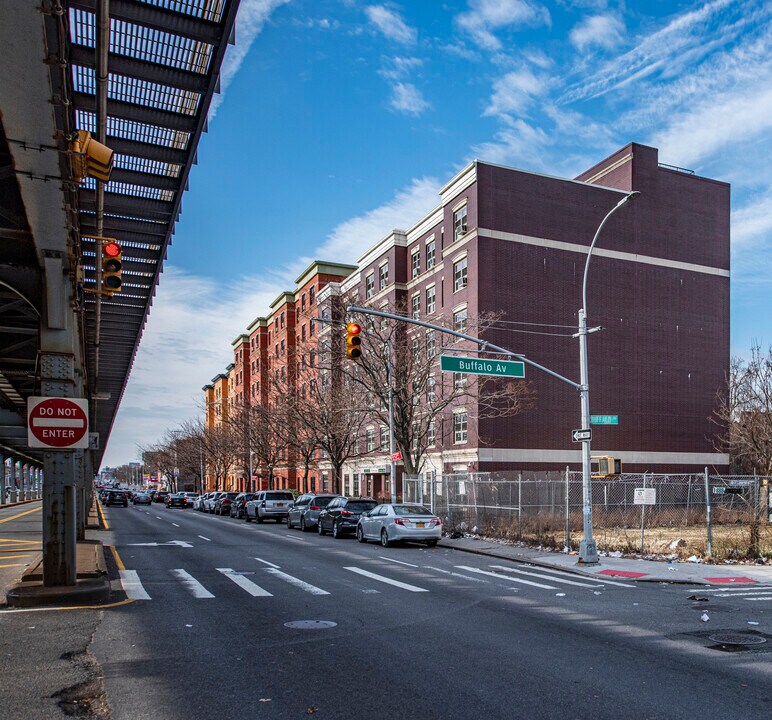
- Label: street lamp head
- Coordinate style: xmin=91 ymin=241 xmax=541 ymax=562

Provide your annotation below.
xmin=617 ymin=190 xmax=641 ymax=208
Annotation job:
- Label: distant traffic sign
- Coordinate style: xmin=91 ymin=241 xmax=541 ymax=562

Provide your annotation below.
xmin=440 ymin=355 xmax=525 ymax=378
xmin=390 ymin=451 xmax=403 ymax=461
xmin=571 ymin=428 xmax=592 ymax=442
xmin=27 ymin=397 xmax=89 ymax=449
xmin=591 ymin=415 xmax=618 ymax=425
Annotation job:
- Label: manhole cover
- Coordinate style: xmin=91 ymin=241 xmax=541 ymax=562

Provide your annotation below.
xmin=284 ymin=620 xmax=337 ymax=630
xmin=708 ymin=633 xmax=767 ymax=647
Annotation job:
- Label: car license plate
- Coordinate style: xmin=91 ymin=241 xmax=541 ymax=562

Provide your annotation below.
xmin=276 ymin=503 xmax=284 ymax=507
xmin=416 ymin=522 xmax=425 ymax=528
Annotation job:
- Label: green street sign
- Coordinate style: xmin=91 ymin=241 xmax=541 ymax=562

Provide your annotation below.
xmin=591 ymin=415 xmax=618 ymax=425
xmin=440 ymin=355 xmax=525 ymax=378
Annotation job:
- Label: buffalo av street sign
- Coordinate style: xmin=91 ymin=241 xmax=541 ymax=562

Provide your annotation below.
xmin=27 ymin=397 xmax=89 ymax=449
xmin=440 ymin=355 xmax=525 ymax=378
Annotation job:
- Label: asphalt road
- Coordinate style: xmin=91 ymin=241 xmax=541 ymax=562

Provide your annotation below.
xmin=90 ymin=503 xmax=772 ymax=720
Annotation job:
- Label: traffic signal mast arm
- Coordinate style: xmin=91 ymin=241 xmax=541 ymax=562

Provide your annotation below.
xmin=346 ymin=305 xmax=582 ymax=391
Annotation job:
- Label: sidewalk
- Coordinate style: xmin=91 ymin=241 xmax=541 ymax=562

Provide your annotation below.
xmin=438 ymin=535 xmax=772 ymax=585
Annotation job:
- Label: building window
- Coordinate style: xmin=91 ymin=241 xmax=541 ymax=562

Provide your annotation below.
xmin=453 ymin=257 xmax=467 ymax=291
xmin=301 ymin=324 xmax=306 ymax=341
xmin=412 ymin=335 xmax=421 ymax=361
xmin=426 ymin=330 xmax=436 ymax=359
xmin=301 ymin=293 xmax=306 ymax=311
xmin=428 ymin=420 xmax=436 ymax=447
xmin=380 ymin=426 xmax=389 ymax=451
xmin=310 ymin=319 xmax=315 ymax=336
xmin=411 ymin=250 xmax=420 ymax=279
xmin=309 ymin=349 xmax=315 ymax=367
xmin=366 ymin=273 xmax=375 ymax=299
xmin=366 ymin=428 xmax=376 ymax=452
xmin=454 ymin=372 xmax=466 ymax=389
xmin=280 ymin=339 xmax=285 ymax=355
xmin=453 ymin=205 xmax=468 ymax=241
xmin=310 ymin=287 xmax=316 ymax=305
xmin=427 ymin=375 xmax=436 ymax=402
xmin=275 ymin=318 xmax=279 ymax=331
xmin=426 ymin=286 xmax=436 ymax=315
xmin=454 ymin=412 xmax=468 ymax=443
xmin=379 ymin=262 xmax=389 ymax=290
xmin=275 ymin=344 xmax=279 ymax=357
xmin=453 ymin=307 xmax=467 ymax=333
xmin=352 ymin=474 xmax=359 ymax=496
xmin=411 ymin=294 xmax=420 ymax=319
xmin=280 ymin=311 xmax=285 ymax=328
xmin=426 ymin=239 xmax=436 ymax=270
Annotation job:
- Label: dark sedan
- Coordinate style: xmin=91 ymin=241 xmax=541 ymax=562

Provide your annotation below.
xmin=214 ymin=492 xmax=239 ymax=516
xmin=132 ymin=493 xmax=152 ymax=505
xmin=230 ymin=492 xmax=255 ymax=518
xmin=318 ymin=497 xmax=378 ymax=538
xmin=104 ymin=490 xmax=128 ymax=507
xmin=165 ymin=492 xmax=186 ymax=509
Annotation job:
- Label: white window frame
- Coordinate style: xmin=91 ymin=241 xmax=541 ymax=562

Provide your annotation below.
xmin=411 ymin=293 xmax=420 ymax=319
xmin=453 ymin=410 xmax=468 ymax=444
xmin=366 ymin=428 xmax=376 ymax=453
xmin=453 ymin=305 xmax=467 ymax=333
xmin=453 ymin=255 xmax=468 ymax=292
xmin=365 ymin=272 xmax=375 ymax=299
xmin=411 ymin=249 xmax=420 ymax=279
xmin=425 ymin=238 xmax=436 ymax=270
xmin=426 ymin=284 xmax=436 ymax=315
xmin=453 ymin=204 xmax=468 ymax=241
xmin=379 ymin=261 xmax=389 ymax=291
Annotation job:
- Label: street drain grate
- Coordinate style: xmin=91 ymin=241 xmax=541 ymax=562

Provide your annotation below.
xmin=284 ymin=620 xmax=337 ymax=630
xmin=708 ymin=633 xmax=767 ymax=647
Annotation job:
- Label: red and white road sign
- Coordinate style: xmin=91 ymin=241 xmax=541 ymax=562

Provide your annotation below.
xmin=390 ymin=451 xmax=403 ymax=461
xmin=27 ymin=397 xmax=89 ymax=449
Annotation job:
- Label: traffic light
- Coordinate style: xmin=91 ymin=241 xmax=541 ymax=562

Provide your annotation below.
xmin=346 ymin=322 xmax=362 ymax=360
xmin=70 ymin=130 xmax=114 ymax=183
xmin=592 ymin=456 xmax=622 ymax=479
xmin=102 ymin=240 xmax=122 ymax=293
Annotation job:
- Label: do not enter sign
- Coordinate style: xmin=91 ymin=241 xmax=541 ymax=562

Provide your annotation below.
xmin=27 ymin=397 xmax=89 ymax=449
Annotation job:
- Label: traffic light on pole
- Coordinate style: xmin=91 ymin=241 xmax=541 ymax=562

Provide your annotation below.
xmin=70 ymin=130 xmax=114 ymax=183
xmin=346 ymin=322 xmax=362 ymax=360
xmin=102 ymin=240 xmax=122 ymax=293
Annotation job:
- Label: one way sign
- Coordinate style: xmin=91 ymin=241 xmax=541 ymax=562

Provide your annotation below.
xmin=572 ymin=428 xmax=592 ymax=442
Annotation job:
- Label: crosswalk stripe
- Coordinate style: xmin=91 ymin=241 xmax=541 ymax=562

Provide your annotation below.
xmin=170 ymin=569 xmax=214 ymax=598
xmin=455 ymin=565 xmax=557 ymax=589
xmin=711 ymin=590 xmax=772 ymax=597
xmin=120 ymin=569 xmax=151 ymax=600
xmin=488 ymin=565 xmax=604 ymax=588
xmin=254 ymin=557 xmax=280 ymax=569
xmin=344 ymin=566 xmax=428 ymax=593
xmin=745 ymin=596 xmax=772 ymax=601
xmin=424 ymin=565 xmax=491 ymax=584
xmin=688 ymin=586 xmax=771 ymax=593
xmin=216 ymin=568 xmax=273 ymax=597
xmin=264 ymin=568 xmax=330 ymax=595
xmin=378 ymin=556 xmax=418 ymax=567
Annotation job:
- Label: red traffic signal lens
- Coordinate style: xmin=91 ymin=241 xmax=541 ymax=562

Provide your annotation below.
xmin=347 ymin=322 xmax=361 ymax=335
xmin=104 ymin=241 xmax=121 ymax=257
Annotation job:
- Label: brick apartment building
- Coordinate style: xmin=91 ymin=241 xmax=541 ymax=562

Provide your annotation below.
xmin=204 ymin=142 xmax=729 ymax=496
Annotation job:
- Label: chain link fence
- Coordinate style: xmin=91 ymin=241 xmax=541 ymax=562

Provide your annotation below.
xmin=403 ymin=471 xmax=772 ymax=561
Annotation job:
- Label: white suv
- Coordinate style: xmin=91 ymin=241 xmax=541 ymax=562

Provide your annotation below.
xmin=246 ymin=490 xmax=295 ymax=523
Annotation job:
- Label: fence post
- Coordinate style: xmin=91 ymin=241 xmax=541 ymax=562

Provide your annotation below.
xmin=565 ymin=466 xmax=570 ymax=551
xmin=517 ymin=473 xmax=522 ymax=543
xmin=640 ymin=472 xmax=647 ymax=554
xmin=704 ymin=467 xmax=712 ymax=558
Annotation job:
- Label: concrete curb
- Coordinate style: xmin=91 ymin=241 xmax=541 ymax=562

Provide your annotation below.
xmin=0 ymin=498 xmax=42 ymax=509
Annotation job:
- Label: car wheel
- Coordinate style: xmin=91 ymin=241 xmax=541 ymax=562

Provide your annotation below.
xmin=426 ymin=540 xmax=438 ymax=548
xmin=256 ymin=514 xmax=264 ymax=524
xmin=317 ymin=521 xmax=325 ymax=536
xmin=245 ymin=513 xmax=251 ymax=522
xmin=300 ymin=517 xmax=307 ymax=532
xmin=380 ymin=529 xmax=391 ymax=548
xmin=287 ymin=516 xmax=294 ymax=529
xmin=332 ymin=522 xmax=341 ymax=539
xmin=356 ymin=526 xmax=367 ymax=543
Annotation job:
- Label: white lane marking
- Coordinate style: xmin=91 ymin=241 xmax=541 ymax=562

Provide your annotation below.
xmin=155 ymin=516 xmax=162 ymax=519
xmin=216 ymin=568 xmax=273 ymax=597
xmin=424 ymin=566 xmax=491 ymax=584
xmin=170 ymin=569 xmax=214 ymax=599
xmin=489 ymin=565 xmax=604 ymax=588
xmin=586 ymin=575 xmax=636 ymax=588
xmin=198 ymin=535 xmax=211 ymax=542
xmin=745 ymin=596 xmax=772 ymax=601
xmin=687 ymin=585 xmax=765 ymax=593
xmin=119 ymin=570 xmax=151 ymax=600
xmin=254 ymin=557 xmax=280 ymax=569
xmin=378 ymin=556 xmax=418 ymax=567
xmin=344 ymin=566 xmax=428 ymax=593
xmin=712 ymin=590 xmax=772 ymax=597
xmin=264 ymin=568 xmax=330 ymax=595
xmin=455 ymin=566 xmax=557 ymax=589
xmin=172 ymin=523 xmax=180 ymax=527
xmin=277 ymin=534 xmax=309 ymax=543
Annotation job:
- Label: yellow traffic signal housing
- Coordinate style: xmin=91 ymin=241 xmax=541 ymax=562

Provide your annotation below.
xmin=70 ymin=130 xmax=114 ymax=183
xmin=102 ymin=240 xmax=122 ymax=293
xmin=346 ymin=322 xmax=362 ymax=360
xmin=592 ymin=456 xmax=621 ymax=479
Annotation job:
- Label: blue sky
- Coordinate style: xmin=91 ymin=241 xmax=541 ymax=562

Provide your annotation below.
xmin=102 ymin=0 xmax=772 ymax=466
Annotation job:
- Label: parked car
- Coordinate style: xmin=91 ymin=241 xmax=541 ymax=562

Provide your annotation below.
xmin=105 ymin=489 xmax=128 ymax=508
xmin=166 ymin=492 xmax=186 ymax=509
xmin=193 ymin=493 xmax=208 ymax=511
xmin=318 ymin=497 xmax=378 ymax=538
xmin=205 ymin=492 xmax=223 ymax=513
xmin=356 ymin=504 xmax=441 ymax=547
xmin=287 ymin=493 xmax=340 ymax=531
xmin=183 ymin=492 xmax=199 ymax=508
xmin=246 ymin=490 xmax=295 ymax=523
xmin=214 ymin=492 xmax=239 ymax=515
xmin=230 ymin=492 xmax=255 ymax=519
xmin=153 ymin=491 xmax=170 ymax=504
xmin=132 ymin=493 xmax=152 ymax=505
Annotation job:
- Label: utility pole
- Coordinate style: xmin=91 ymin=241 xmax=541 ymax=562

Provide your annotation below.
xmin=386 ymin=339 xmax=397 ymax=504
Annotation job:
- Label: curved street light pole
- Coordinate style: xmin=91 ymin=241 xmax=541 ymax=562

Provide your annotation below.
xmin=578 ymin=190 xmax=640 ymax=564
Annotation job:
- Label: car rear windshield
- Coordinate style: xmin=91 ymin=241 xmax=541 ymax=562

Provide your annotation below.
xmin=266 ymin=492 xmax=294 ymax=500
xmin=345 ymin=502 xmax=377 ymax=512
xmin=224 ymin=493 xmax=239 ymax=499
xmin=312 ymin=497 xmax=335 ymax=507
xmin=395 ymin=505 xmax=433 ymax=516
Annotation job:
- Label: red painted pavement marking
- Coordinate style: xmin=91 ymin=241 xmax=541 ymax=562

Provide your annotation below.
xmin=597 ymin=569 xmax=648 ymax=579
xmin=705 ymin=577 xmax=757 ymax=584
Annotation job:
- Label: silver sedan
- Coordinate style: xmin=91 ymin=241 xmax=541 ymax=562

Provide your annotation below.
xmin=356 ymin=504 xmax=442 ymax=547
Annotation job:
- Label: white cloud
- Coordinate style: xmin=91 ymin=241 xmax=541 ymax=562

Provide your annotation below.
xmin=732 ymin=191 xmax=772 ymax=249
xmin=483 ymin=68 xmax=544 ymax=118
xmin=365 ymin=5 xmax=417 ymax=45
xmin=569 ymin=14 xmax=626 ymax=52
xmin=471 ymin=119 xmax=551 ymax=170
xmin=208 ymin=0 xmax=291 ymax=119
xmin=389 ymin=82 xmax=431 ymax=115
xmin=378 ymin=56 xmax=423 ymax=80
xmin=456 ymin=0 xmax=551 ymax=51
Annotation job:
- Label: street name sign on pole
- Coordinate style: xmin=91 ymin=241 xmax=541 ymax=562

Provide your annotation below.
xmin=591 ymin=415 xmax=618 ymax=425
xmin=572 ymin=428 xmax=592 ymax=443
xmin=27 ymin=397 xmax=89 ymax=449
xmin=440 ymin=355 xmax=525 ymax=378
